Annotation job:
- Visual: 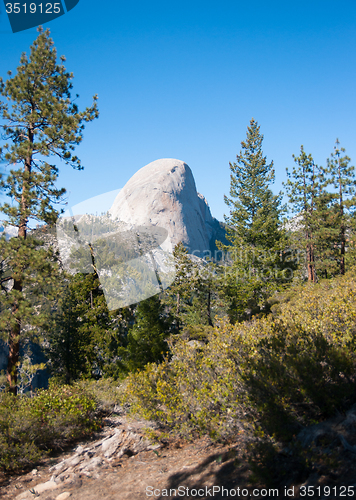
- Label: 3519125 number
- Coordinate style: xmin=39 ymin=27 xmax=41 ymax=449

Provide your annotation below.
xmin=5 ymin=3 xmax=61 ymax=14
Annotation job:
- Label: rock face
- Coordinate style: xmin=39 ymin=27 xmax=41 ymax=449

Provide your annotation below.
xmin=110 ymin=159 xmax=224 ymax=257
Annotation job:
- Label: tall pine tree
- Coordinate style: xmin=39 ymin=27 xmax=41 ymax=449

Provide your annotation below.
xmin=221 ymin=118 xmax=288 ymax=322
xmin=46 ymin=271 xmax=120 ymax=383
xmin=120 ymin=294 xmax=171 ymax=373
xmin=285 ymin=142 xmax=355 ymax=280
xmin=0 ymin=27 xmax=98 ymax=393
xmin=327 ymin=139 xmax=356 ymax=275
xmin=284 ymin=146 xmax=320 ymax=282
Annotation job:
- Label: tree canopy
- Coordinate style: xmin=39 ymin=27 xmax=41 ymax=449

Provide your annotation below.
xmin=0 ymin=27 xmax=98 ymax=393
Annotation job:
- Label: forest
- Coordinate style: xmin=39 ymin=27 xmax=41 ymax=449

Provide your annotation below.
xmin=1 ymin=28 xmax=356 ymax=487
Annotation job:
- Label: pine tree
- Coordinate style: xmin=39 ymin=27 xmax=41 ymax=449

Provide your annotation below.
xmin=285 ymin=143 xmax=355 ymax=280
xmin=121 ymin=294 xmax=170 ymax=372
xmin=221 ymin=118 xmax=288 ymax=322
xmin=162 ymin=243 xmax=221 ymax=334
xmin=0 ymin=27 xmax=98 ymax=393
xmin=163 ymin=242 xmax=195 ymax=332
xmin=225 ymin=119 xmax=282 ymax=248
xmin=327 ymin=139 xmax=356 ymax=275
xmin=284 ymin=146 xmax=320 ymax=282
xmin=47 ymin=271 xmax=119 ymax=383
xmin=312 ymin=185 xmax=340 ymax=279
xmin=191 ymin=259 xmax=217 ymax=327
xmin=46 ymin=275 xmax=87 ymax=384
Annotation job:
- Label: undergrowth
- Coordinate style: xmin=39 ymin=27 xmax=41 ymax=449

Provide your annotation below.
xmin=121 ymin=271 xmax=356 ymax=442
xmin=0 ymin=381 xmax=99 ymax=471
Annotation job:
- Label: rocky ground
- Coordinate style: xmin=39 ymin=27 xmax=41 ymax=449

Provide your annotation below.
xmin=0 ymin=413 xmax=253 ymax=500
xmin=2 ymin=407 xmax=356 ymax=500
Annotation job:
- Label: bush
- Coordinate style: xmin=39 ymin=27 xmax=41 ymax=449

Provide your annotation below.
xmin=122 ymin=320 xmax=256 ymax=439
xmin=0 ymin=382 xmax=99 ymax=471
xmin=76 ymin=377 xmax=122 ymax=413
xmin=122 ymin=271 xmax=356 ymax=442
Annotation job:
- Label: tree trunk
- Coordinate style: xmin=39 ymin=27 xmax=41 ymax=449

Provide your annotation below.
xmin=339 ymin=166 xmax=345 ymax=275
xmin=340 ymin=225 xmax=345 ymax=275
xmin=176 ymin=292 xmax=180 ymax=332
xmin=6 ymin=129 xmax=32 ymax=394
xmin=207 ymin=289 xmax=213 ymax=327
xmin=6 ymin=279 xmax=22 ymax=394
xmin=338 ymin=155 xmax=346 ymax=274
xmin=306 ymin=240 xmax=316 ymax=282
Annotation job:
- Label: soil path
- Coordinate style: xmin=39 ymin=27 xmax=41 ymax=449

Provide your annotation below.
xmin=2 ymin=410 xmax=356 ymax=500
xmin=0 ymin=416 xmax=254 ymax=500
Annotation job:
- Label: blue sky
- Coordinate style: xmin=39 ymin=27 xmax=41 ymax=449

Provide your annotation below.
xmin=0 ymin=1 xmax=356 ymax=221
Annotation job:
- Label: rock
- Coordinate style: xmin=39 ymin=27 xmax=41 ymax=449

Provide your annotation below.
xmin=45 ymin=415 xmax=162 ymax=490
xmin=297 ymin=403 xmax=356 ymax=457
xmin=110 ymin=158 xmax=224 ymax=257
xmin=49 ymin=458 xmax=71 ymax=474
xmin=15 ymin=492 xmax=32 ymax=500
xmin=55 ymin=472 xmax=80 ymax=487
xmin=80 ymin=456 xmax=104 ymax=472
xmin=15 ymin=480 xmax=60 ymax=499
xmin=297 ymin=421 xmax=335 ymax=448
xmin=67 ymin=455 xmax=83 ymax=467
xmin=101 ymin=429 xmax=124 ymax=458
xmin=15 ymin=493 xmax=34 ymax=500
xmin=56 ymin=493 xmax=72 ymax=500
xmin=31 ymin=480 xmax=60 ymax=494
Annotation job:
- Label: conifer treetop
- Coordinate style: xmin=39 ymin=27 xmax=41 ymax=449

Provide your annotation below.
xmin=224 ymin=118 xmax=282 ymax=248
xmin=0 ymin=26 xmax=99 ymax=228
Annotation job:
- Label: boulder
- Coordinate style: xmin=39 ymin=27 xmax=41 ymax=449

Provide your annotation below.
xmin=109 ymin=159 xmax=221 ymax=257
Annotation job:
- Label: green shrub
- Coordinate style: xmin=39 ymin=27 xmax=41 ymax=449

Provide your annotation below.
xmin=0 ymin=382 xmax=99 ymax=471
xmin=122 ymin=271 xmax=356 ymax=441
xmin=122 ymin=320 xmax=256 ymax=439
xmin=0 ymin=392 xmax=43 ymax=471
xmin=76 ymin=377 xmax=122 ymax=413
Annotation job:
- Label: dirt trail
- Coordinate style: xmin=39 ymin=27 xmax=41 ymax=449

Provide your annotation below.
xmin=2 ymin=410 xmax=356 ymax=500
xmin=1 ymin=433 xmax=252 ymax=500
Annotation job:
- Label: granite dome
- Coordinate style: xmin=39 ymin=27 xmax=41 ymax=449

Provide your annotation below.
xmin=109 ymin=159 xmax=219 ymax=256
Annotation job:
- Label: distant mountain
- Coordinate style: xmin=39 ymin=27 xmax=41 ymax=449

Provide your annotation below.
xmin=1 ymin=159 xmax=229 ymax=258
xmin=0 ymin=158 xmax=229 ymax=312
xmin=109 ymin=158 xmax=228 ymax=258
xmin=0 ymin=224 xmax=18 ymax=240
